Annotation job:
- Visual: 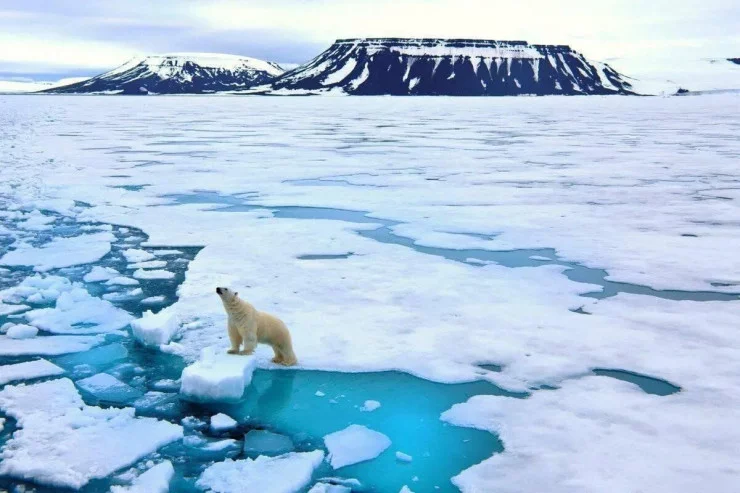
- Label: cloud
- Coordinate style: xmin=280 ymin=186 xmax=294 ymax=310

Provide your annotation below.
xmin=0 ymin=0 xmax=738 ymax=78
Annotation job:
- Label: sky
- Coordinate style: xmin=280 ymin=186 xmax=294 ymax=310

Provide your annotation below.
xmin=0 ymin=0 xmax=738 ymax=81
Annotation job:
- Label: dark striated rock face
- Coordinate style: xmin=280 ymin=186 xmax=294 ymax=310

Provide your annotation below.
xmin=46 ymin=54 xmax=284 ymax=94
xmin=269 ymin=38 xmax=635 ymax=96
xmin=728 ymin=58 xmax=740 ymax=65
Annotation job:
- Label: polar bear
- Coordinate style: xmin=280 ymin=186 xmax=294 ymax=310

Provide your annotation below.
xmin=216 ymin=287 xmax=297 ymax=366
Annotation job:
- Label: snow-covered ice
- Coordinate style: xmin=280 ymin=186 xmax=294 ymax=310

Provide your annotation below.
xmin=196 ymin=451 xmax=325 ymax=493
xmin=131 ymin=308 xmax=180 ymax=346
xmin=0 ymin=334 xmax=103 ymax=356
xmin=210 ymin=412 xmax=237 ymax=432
xmin=0 ymin=359 xmax=64 ymax=385
xmin=110 ymin=461 xmax=174 ymax=493
xmin=1 ymin=95 xmax=739 ymax=492
xmin=180 ymin=348 xmax=257 ymax=401
xmin=127 ymin=260 xmax=167 ymax=269
xmin=24 ymin=287 xmax=133 ymax=334
xmin=133 ymin=268 xmax=175 ymax=280
xmin=0 ymin=232 xmax=114 ymax=272
xmin=106 ymin=276 xmax=140 ymax=286
xmin=0 ymin=378 xmax=182 ymax=489
xmin=324 ymin=424 xmax=392 ymax=469
xmin=0 ymin=302 xmax=30 ymax=316
xmin=83 ymin=266 xmax=120 ymax=282
xmin=122 ymin=248 xmax=156 ymax=263
xmin=5 ymin=323 xmax=38 ymax=339
xmin=141 ymin=295 xmax=167 ymax=305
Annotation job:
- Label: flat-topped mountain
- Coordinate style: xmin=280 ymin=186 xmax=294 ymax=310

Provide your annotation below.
xmin=265 ymin=38 xmax=635 ymax=96
xmin=46 ymin=53 xmax=284 ymax=94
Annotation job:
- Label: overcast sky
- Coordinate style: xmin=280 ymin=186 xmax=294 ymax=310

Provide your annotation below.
xmin=1 ymin=0 xmax=738 ymax=80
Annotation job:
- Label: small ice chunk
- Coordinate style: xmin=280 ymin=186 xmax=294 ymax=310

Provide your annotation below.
xmin=133 ymin=391 xmax=180 ymax=418
xmin=106 ymin=276 xmax=140 ymax=286
xmin=122 ymin=249 xmax=155 ymax=263
xmin=128 ymin=260 xmax=167 ymax=269
xmin=360 ymin=400 xmax=381 ymax=412
xmin=211 ymin=413 xmax=238 ymax=432
xmin=76 ymin=373 xmax=144 ymax=404
xmin=315 ymin=390 xmax=326 ymax=397
xmin=152 ymin=249 xmax=183 ymax=257
xmin=529 ymin=255 xmax=552 ymax=261
xmin=103 ymin=288 xmax=143 ymax=302
xmin=184 ymin=434 xmax=240 ymax=456
xmin=243 ymin=430 xmax=295 ymax=456
xmin=0 ymin=359 xmax=64 ymax=385
xmin=309 ymin=483 xmax=351 ymax=493
xmin=131 ymin=308 xmax=180 ymax=346
xmin=152 ymin=378 xmax=180 ymax=391
xmin=0 ymin=334 xmax=103 ymax=356
xmin=324 ymin=424 xmax=391 ymax=469
xmin=6 ymin=324 xmax=38 ymax=339
xmin=0 ymin=417 xmax=4 ymax=430
xmin=83 ymin=266 xmax=120 ymax=283
xmin=133 ymin=269 xmax=175 ymax=280
xmin=396 ymin=451 xmax=413 ymax=462
xmin=180 ymin=349 xmax=257 ymax=402
xmin=181 ymin=416 xmax=207 ymax=430
xmin=110 ymin=461 xmax=174 ymax=493
xmin=399 ymin=486 xmax=415 ymax=493
xmin=196 ymin=451 xmax=325 ymax=493
xmin=141 ymin=296 xmax=167 ymax=306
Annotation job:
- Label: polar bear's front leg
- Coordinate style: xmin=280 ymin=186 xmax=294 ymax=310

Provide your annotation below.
xmin=240 ymin=331 xmax=258 ymax=355
xmin=227 ymin=322 xmax=242 ymax=354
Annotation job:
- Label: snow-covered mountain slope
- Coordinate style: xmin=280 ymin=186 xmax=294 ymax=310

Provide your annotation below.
xmin=0 ymin=77 xmax=89 ymax=94
xmin=264 ymin=38 xmax=635 ymax=96
xmin=609 ymin=57 xmax=740 ymax=96
xmin=46 ymin=54 xmax=284 ymax=94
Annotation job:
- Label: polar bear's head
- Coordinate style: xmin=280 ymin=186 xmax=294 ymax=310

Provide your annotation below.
xmin=216 ymin=286 xmax=238 ymax=303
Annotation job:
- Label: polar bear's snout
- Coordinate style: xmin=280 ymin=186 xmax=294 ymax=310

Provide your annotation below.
xmin=216 ymin=287 xmax=222 ymax=295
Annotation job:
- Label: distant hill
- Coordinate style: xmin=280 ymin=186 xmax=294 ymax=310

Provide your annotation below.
xmin=261 ymin=38 xmax=635 ymax=96
xmin=45 ymin=54 xmax=284 ymax=94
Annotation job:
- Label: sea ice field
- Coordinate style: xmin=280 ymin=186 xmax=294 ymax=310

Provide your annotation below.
xmin=0 ymin=94 xmax=738 ymax=492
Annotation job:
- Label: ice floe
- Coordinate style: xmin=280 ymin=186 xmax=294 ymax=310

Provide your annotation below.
xmin=24 ymin=287 xmax=133 ymax=334
xmin=133 ymin=268 xmax=175 ymax=280
xmin=83 ymin=266 xmax=120 ymax=282
xmin=196 ymin=450 xmax=325 ymax=493
xmin=324 ymin=424 xmax=391 ymax=469
xmin=210 ymin=412 xmax=237 ymax=432
xmin=110 ymin=461 xmax=174 ymax=493
xmin=5 ymin=323 xmax=38 ymax=339
xmin=180 ymin=348 xmax=257 ymax=402
xmin=0 ymin=359 xmax=64 ymax=385
xmin=131 ymin=308 xmax=180 ymax=346
xmin=0 ymin=232 xmax=114 ymax=272
xmin=122 ymin=248 xmax=156 ymax=263
xmin=0 ymin=334 xmax=103 ymax=356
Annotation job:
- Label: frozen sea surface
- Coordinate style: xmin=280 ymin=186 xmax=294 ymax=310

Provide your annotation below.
xmin=1 ymin=95 xmax=739 ymax=492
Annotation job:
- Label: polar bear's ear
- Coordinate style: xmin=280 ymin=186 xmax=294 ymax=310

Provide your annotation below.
xmin=234 ymin=292 xmax=239 ymax=297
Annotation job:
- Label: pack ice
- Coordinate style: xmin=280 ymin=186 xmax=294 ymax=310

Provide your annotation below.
xmin=0 ymin=378 xmax=182 ymax=489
